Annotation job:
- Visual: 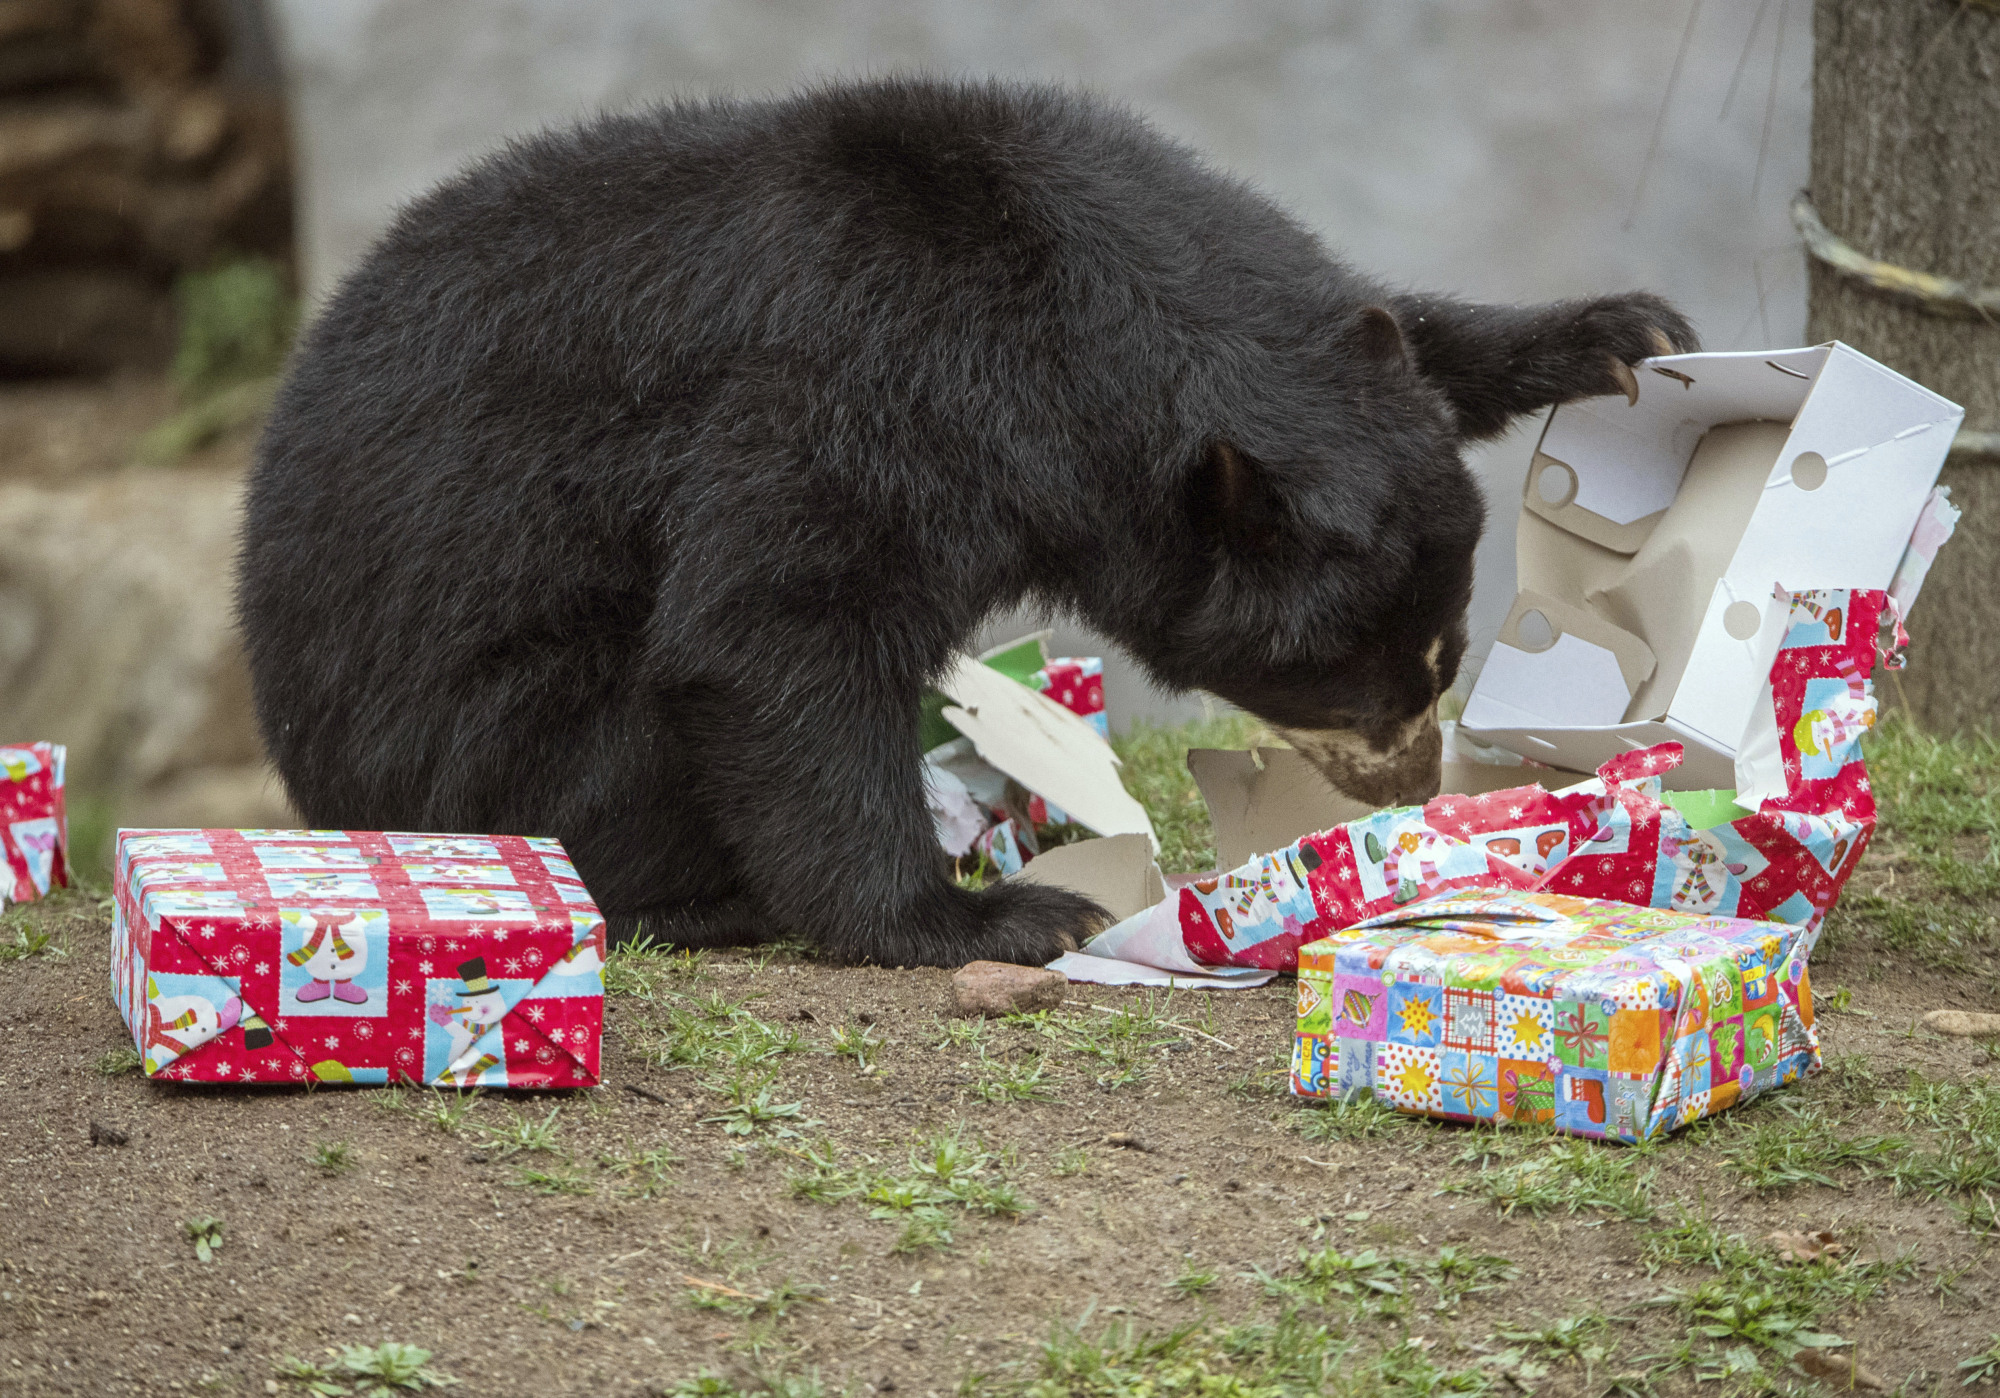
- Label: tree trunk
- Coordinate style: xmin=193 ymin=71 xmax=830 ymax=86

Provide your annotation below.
xmin=1808 ymin=0 xmax=2000 ymax=733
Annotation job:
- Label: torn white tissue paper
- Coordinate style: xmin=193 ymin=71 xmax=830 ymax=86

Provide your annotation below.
xmin=923 ymin=760 xmax=988 ymax=858
xmin=1047 ymin=900 xmax=1278 ymax=990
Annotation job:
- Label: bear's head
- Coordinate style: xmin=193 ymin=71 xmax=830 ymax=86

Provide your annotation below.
xmin=1129 ymin=305 xmax=1481 ymax=809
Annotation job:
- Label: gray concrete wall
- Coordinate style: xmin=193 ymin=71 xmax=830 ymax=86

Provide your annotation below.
xmin=273 ymin=0 xmax=1813 ymax=730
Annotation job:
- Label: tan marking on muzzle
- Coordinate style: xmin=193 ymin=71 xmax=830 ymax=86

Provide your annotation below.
xmin=1278 ymin=708 xmax=1443 ymax=809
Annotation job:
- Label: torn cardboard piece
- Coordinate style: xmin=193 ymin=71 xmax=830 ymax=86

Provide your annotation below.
xmin=1462 ymin=343 xmax=1962 ymax=790
xmin=918 ymin=633 xmax=1150 ymax=877
xmin=1012 ymin=831 xmax=1164 ymax=920
xmin=937 ymin=651 xmax=1156 ymax=849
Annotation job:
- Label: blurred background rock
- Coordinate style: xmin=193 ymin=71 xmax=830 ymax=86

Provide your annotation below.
xmin=2 ymin=0 xmax=1822 ymax=872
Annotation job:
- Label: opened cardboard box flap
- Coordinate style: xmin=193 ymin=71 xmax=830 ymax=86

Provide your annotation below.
xmin=1460 ymin=342 xmax=1962 ymax=789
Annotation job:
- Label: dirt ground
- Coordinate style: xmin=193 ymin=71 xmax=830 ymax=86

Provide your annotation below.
xmin=1 ymin=868 xmax=1997 ymax=1397
xmin=2 ymin=375 xmax=1997 ymax=1395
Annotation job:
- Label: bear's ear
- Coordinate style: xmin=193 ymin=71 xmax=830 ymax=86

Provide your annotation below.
xmin=1356 ymin=306 xmax=1410 ymax=370
xmin=1196 ymin=440 xmax=1284 ymax=554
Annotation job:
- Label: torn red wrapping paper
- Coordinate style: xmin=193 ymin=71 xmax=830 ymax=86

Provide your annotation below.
xmin=1175 ymin=589 xmax=1885 ymax=971
xmin=1 ymin=742 xmax=67 ymax=906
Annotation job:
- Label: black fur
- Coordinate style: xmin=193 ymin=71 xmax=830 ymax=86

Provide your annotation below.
xmin=237 ymin=78 xmax=1696 ymax=967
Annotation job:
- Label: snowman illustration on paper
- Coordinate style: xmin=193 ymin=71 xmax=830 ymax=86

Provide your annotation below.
xmin=429 ymin=957 xmax=510 ymax=1083
xmin=142 ymin=974 xmax=251 ymax=1073
xmin=285 ymin=909 xmax=372 ymax=1004
xmin=1656 ymin=824 xmax=1768 ymax=924
xmin=1660 ymin=829 xmax=1750 ymax=915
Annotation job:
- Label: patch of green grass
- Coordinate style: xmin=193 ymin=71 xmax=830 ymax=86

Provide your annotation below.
xmin=95 ymin=1046 xmax=142 ymax=1076
xmin=1668 ymin=1278 xmax=1847 ymax=1361
xmin=602 ymin=936 xmax=707 ymax=999
xmin=1015 ymin=995 xmax=1187 ymax=1090
xmin=142 ymin=257 xmax=297 ymax=464
xmin=686 ymin=1276 xmax=822 ymax=1320
xmin=827 ymin=1018 xmax=883 ymax=1071
xmin=384 ymin=1086 xmax=482 ymax=1133
xmin=1961 ymin=1334 xmax=2000 ymax=1386
xmin=1497 ymin=1312 xmax=1614 ymax=1371
xmin=1889 ymin=1072 xmax=2000 ymax=1137
xmin=1051 ymin=1145 xmax=1090 ymax=1177
xmin=970 ymin=1050 xmax=1058 ymax=1105
xmin=636 ymin=993 xmax=807 ymax=1072
xmin=172 ymin=256 xmax=296 ymax=396
xmin=1458 ymin=1137 xmax=1654 ymax=1220
xmin=1640 ymin=1205 xmax=1913 ymax=1380
xmin=470 ymin=1105 xmax=563 ymax=1157
xmin=310 ymin=1142 xmax=355 ymax=1175
xmin=510 ymin=1164 xmax=595 ymax=1196
xmin=1258 ymin=1246 xmax=1405 ymax=1313
xmin=1170 ymin=1260 xmax=1220 ymax=1298
xmin=1872 ymin=1074 xmax=2000 ymax=1209
xmin=1012 ymin=1308 xmax=1485 ymax=1398
xmin=183 ymin=1216 xmax=224 ymax=1263
xmin=933 ymin=1016 xmax=990 ymax=1051
xmin=276 ymin=1341 xmax=456 ymax=1395
xmin=1112 ymin=711 xmax=1271 ymax=874
xmin=1890 ymin=1138 xmax=2000 ymax=1197
xmin=1292 ymin=1092 xmax=1411 ymax=1142
xmin=0 ymin=920 xmax=63 ymax=962
xmin=596 ymin=1142 xmax=680 ymax=1198
xmin=1418 ymin=1246 xmax=1515 ymax=1311
xmin=699 ymin=1075 xmax=813 ymax=1137
xmin=1818 ymin=714 xmax=2000 ymax=967
xmin=1863 ymin=715 xmax=2000 ymax=898
xmin=784 ymin=1142 xmax=861 ymax=1204
xmin=1719 ymin=1103 xmax=1907 ymax=1190
xmin=891 ymin=1214 xmax=954 ymax=1255
xmin=785 ymin=1129 xmax=1030 ymax=1252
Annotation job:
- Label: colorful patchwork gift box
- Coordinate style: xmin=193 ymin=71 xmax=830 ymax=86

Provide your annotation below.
xmin=111 ymin=829 xmax=605 ymax=1087
xmin=1291 ymin=888 xmax=1819 ymax=1141
xmin=1 ymin=742 xmax=68 ymax=907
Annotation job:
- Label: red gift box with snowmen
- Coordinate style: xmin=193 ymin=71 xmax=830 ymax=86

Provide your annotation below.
xmin=2 ymin=741 xmax=68 ymax=907
xmin=110 ymin=828 xmax=604 ymax=1087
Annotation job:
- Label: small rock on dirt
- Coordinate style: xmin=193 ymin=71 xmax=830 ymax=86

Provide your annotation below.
xmin=951 ymin=961 xmax=1066 ymax=1017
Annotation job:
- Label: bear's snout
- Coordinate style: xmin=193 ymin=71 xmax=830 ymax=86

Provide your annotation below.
xmin=1278 ymin=711 xmax=1443 ymax=809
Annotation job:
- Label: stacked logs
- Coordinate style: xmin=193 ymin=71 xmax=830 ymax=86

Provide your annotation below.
xmin=0 ymin=0 xmax=291 ymax=375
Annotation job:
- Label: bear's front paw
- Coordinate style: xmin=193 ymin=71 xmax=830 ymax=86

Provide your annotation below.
xmin=1548 ymin=293 xmax=1700 ymax=406
xmin=970 ymin=879 xmax=1111 ymax=967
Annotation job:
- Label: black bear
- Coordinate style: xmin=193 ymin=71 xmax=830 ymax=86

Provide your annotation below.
xmin=238 ymin=77 xmax=1694 ymax=967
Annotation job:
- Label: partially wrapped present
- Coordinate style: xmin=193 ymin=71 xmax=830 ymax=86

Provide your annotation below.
xmin=110 ymin=829 xmax=604 ymax=1087
xmin=1174 ymin=586 xmax=1888 ymax=973
xmin=1292 ymin=888 xmax=1819 ymax=1141
xmin=1 ymin=742 xmax=67 ymax=906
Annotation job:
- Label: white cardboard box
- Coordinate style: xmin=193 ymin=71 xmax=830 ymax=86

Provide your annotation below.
xmin=1460 ymin=342 xmax=1962 ymax=793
